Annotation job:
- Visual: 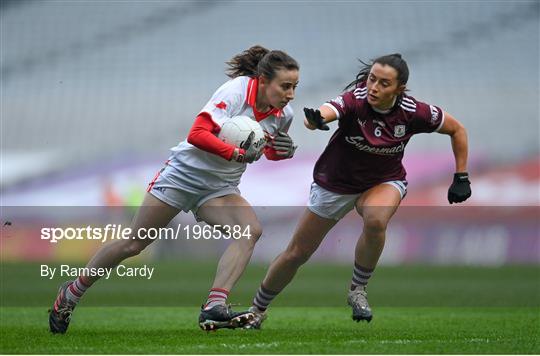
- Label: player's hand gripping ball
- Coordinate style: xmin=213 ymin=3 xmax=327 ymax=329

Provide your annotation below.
xmin=271 ymin=131 xmax=297 ymax=158
xmin=219 ymin=115 xmax=266 ymax=163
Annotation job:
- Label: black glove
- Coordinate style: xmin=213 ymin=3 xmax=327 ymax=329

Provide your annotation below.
xmin=270 ymin=131 xmax=297 ymax=158
xmin=304 ymin=108 xmax=330 ymax=131
xmin=448 ymin=172 xmax=471 ymax=204
xmin=234 ymin=131 xmax=263 ymax=164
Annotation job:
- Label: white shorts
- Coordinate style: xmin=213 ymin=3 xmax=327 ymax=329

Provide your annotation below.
xmin=147 ymin=166 xmax=241 ymax=216
xmin=308 ymin=181 xmax=407 ymax=221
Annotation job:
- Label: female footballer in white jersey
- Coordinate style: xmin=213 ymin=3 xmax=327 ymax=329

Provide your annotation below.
xmin=49 ymin=45 xmax=300 ymax=333
xmin=244 ymin=53 xmax=472 ymax=328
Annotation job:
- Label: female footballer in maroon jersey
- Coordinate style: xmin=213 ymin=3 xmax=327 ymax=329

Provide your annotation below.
xmin=245 ymin=53 xmax=471 ymax=328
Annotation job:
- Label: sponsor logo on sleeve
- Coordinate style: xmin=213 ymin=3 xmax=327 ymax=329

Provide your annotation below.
xmin=332 ymin=95 xmax=345 ymax=109
xmin=429 ymin=105 xmax=439 ymax=122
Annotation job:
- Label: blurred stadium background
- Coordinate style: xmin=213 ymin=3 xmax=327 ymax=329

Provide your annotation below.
xmin=1 ymin=1 xmax=539 ymax=268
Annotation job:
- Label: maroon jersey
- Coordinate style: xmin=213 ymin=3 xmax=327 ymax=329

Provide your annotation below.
xmin=314 ymin=82 xmax=445 ymax=194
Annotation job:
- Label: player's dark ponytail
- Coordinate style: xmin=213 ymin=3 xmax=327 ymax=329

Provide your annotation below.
xmin=344 ymin=53 xmax=409 ymax=91
xmin=226 ymin=45 xmax=299 ymax=80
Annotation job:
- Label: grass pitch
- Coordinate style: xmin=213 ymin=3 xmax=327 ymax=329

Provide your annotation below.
xmin=1 ymin=262 xmax=539 ymax=354
xmin=1 ymin=307 xmax=538 ymax=354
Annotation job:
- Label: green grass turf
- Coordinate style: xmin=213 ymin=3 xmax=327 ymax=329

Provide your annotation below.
xmin=1 ymin=262 xmax=539 ymax=307
xmin=1 ymin=307 xmax=538 ymax=354
xmin=1 ymin=262 xmax=539 ymax=353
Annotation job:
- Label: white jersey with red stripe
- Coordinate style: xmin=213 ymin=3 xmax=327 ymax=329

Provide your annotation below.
xmin=166 ymin=76 xmax=294 ymax=192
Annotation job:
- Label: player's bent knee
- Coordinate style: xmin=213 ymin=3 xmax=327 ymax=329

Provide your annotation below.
xmin=363 ymin=216 xmax=388 ymax=234
xmin=122 ymin=240 xmax=152 ymax=258
xmin=248 ymin=223 xmax=263 ymax=242
xmin=233 ymin=224 xmax=262 ymax=251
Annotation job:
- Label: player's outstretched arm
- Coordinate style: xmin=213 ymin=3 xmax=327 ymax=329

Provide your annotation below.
xmin=437 ymin=112 xmax=471 ymax=204
xmin=303 ymin=105 xmax=337 ymax=130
